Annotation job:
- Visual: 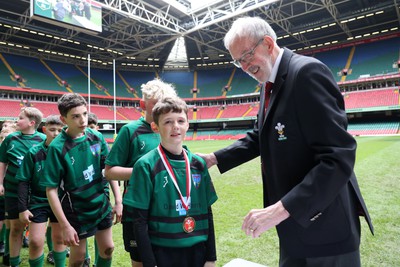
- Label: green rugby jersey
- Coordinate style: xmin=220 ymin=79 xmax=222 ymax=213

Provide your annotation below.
xmin=0 ymin=131 xmax=46 ymax=198
xmin=105 ymin=117 xmax=160 ymax=222
xmin=16 ymin=141 xmax=50 ymax=210
xmin=41 ymin=127 xmax=111 ymax=233
xmin=123 ymin=147 xmax=218 ymax=248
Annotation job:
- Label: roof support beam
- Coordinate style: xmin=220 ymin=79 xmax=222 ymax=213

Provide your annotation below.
xmin=100 ymin=0 xmax=184 ymax=33
xmin=321 ymin=0 xmax=352 ymax=37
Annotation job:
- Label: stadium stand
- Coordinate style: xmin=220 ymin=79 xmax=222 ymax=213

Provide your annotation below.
xmin=345 ymin=38 xmax=399 ymax=80
xmin=89 ymin=67 xmax=129 ymax=98
xmin=0 ymin=37 xmax=399 ymax=138
xmin=344 ymin=88 xmax=399 ymax=109
xmin=43 ymin=60 xmax=90 ymax=94
xmin=89 ymin=105 xmax=126 ymax=121
xmin=314 ymin=46 xmax=353 ymax=83
xmin=159 ymin=71 xmax=194 ymax=98
xmin=117 ymin=70 xmax=156 ymax=99
xmin=229 ymin=68 xmax=259 ymax=95
xmin=30 ymin=101 xmax=59 ymax=117
xmin=347 ymin=122 xmax=400 ymax=135
xmin=245 ymin=103 xmax=259 ymax=117
xmin=2 ymin=53 xmax=58 ymax=90
xmin=196 ymin=106 xmax=221 ymax=120
xmin=219 ymin=104 xmax=252 ymax=118
xmin=0 ymin=54 xmax=20 ymax=87
xmin=196 ymin=69 xmax=233 ymax=97
xmin=0 ymin=99 xmax=24 ymax=118
xmin=116 ymin=107 xmax=142 ymax=121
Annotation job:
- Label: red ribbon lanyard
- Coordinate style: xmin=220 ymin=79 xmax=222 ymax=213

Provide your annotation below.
xmin=157 ymin=145 xmax=191 ymax=211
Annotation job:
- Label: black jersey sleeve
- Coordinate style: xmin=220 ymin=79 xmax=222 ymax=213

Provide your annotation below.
xmin=17 ymin=181 xmax=30 ymax=212
xmin=133 ymin=208 xmax=157 ymax=267
xmin=205 ymin=207 xmax=217 ymax=261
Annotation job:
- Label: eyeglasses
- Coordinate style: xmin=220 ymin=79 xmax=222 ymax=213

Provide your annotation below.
xmin=232 ymin=38 xmax=264 ymax=68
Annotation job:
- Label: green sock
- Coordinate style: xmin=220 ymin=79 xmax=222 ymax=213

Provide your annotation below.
xmin=85 ymin=241 xmax=89 ymax=259
xmin=96 ymin=256 xmax=112 ymax=267
xmin=5 ymin=228 xmax=10 ymax=255
xmin=29 ymin=254 xmax=44 ymax=267
xmin=0 ymin=224 xmax=5 ymax=243
xmin=46 ymin=226 xmax=53 ymax=251
xmin=53 ymin=250 xmax=67 ymax=267
xmin=10 ymin=255 xmax=20 ymax=267
xmin=94 ymin=239 xmax=99 ymax=265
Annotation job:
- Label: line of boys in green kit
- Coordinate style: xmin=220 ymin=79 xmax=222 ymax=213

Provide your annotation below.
xmin=1 ymin=78 xmax=218 ymax=267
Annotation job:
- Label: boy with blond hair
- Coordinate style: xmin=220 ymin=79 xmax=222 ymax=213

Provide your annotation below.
xmin=0 ymin=107 xmax=46 ymax=267
xmin=17 ymin=115 xmax=67 ymax=266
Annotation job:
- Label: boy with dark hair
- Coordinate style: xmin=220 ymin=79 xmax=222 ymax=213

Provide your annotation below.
xmin=104 ymin=78 xmax=177 ymax=267
xmin=86 ymin=112 xmax=122 ymax=267
xmin=0 ymin=107 xmax=46 ymax=267
xmin=41 ymin=93 xmax=114 ymax=267
xmin=87 ymin=112 xmax=98 ymax=130
xmin=17 ymin=115 xmax=67 ymax=267
xmin=124 ymin=97 xmax=218 ymax=267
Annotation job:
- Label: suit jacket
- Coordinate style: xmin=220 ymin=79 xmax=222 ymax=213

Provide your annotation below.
xmin=214 ymin=48 xmax=373 ymax=258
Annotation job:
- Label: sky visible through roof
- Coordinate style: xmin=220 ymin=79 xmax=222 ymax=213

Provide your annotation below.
xmin=164 ymin=0 xmax=223 ymax=69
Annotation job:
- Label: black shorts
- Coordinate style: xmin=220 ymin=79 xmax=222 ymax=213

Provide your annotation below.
xmin=29 ymin=206 xmax=57 ymax=224
xmin=74 ymin=211 xmax=113 ymax=240
xmin=152 ymin=242 xmax=207 ymax=267
xmin=122 ymin=221 xmax=141 ymax=261
xmin=5 ymin=196 xmax=19 ymax=220
xmin=0 ymin=197 xmax=5 ymax=221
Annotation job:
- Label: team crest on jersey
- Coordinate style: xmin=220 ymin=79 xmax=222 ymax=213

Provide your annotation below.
xmin=192 ymin=174 xmax=201 ymax=188
xmin=83 ymin=165 xmax=95 ymax=182
xmin=90 ymin=144 xmax=101 ymax=157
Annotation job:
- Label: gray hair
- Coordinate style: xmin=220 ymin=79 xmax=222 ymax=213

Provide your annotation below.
xmin=224 ymin=16 xmax=277 ymax=49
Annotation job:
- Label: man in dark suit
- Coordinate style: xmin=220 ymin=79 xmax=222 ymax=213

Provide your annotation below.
xmin=201 ymin=16 xmax=373 ymax=266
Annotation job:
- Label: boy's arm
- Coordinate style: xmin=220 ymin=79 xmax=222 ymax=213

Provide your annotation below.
xmin=18 ymin=181 xmax=33 ymax=224
xmin=104 ymin=165 xmax=133 ymax=181
xmin=205 ymin=207 xmax=217 ymax=266
xmin=16 ymin=151 xmax=34 ymax=222
xmin=109 ymin=180 xmax=123 ymax=224
xmin=46 ymin=187 xmax=79 ymax=246
xmin=0 ymin=162 xmax=7 ymax=196
xmin=133 ymin=208 xmax=157 ymax=267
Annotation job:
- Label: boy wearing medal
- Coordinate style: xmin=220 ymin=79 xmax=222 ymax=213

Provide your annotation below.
xmin=104 ymin=78 xmax=177 ymax=267
xmin=124 ymin=97 xmax=218 ymax=267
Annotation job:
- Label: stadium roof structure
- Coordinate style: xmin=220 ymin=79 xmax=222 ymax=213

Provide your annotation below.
xmin=0 ymin=0 xmax=399 ymax=71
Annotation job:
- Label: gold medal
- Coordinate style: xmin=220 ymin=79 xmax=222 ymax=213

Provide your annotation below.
xmin=183 ymin=216 xmax=196 ymax=233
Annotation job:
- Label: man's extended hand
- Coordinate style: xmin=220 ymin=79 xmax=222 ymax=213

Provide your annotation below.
xmin=196 ymin=153 xmax=218 ymax=169
xmin=242 ymin=201 xmax=290 ymax=238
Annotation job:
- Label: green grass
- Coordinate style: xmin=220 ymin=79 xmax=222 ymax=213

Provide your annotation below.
xmin=19 ymin=137 xmax=400 ymax=266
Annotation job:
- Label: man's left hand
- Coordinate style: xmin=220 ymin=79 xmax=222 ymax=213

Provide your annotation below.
xmin=242 ymin=200 xmax=290 ymax=238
